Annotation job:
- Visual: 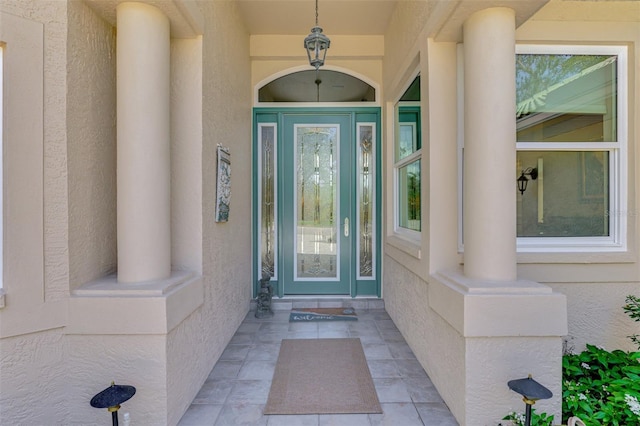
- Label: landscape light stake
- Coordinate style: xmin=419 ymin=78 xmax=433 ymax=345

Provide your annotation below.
xmin=507 ymin=374 xmax=552 ymax=426
xmin=90 ymin=381 xmax=136 ymax=426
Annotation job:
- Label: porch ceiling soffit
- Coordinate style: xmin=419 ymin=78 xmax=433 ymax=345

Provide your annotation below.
xmin=236 ymin=0 xmax=550 ymax=41
xmin=531 ymin=0 xmax=640 ymax=23
xmin=84 ymin=0 xmax=203 ymax=38
xmin=432 ymin=0 xmax=550 ymax=42
xmin=236 ymin=0 xmax=398 ymax=36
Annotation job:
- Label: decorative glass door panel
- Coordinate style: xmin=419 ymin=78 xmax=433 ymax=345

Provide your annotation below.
xmin=283 ymin=114 xmax=351 ymax=295
xmin=357 ymin=123 xmax=375 ymax=279
xmin=295 ymin=125 xmax=339 ymax=280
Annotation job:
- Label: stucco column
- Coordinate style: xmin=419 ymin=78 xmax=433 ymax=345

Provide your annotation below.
xmin=117 ymin=2 xmax=171 ymax=283
xmin=462 ymin=7 xmax=517 ymax=281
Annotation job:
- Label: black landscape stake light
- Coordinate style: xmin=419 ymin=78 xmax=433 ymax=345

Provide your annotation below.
xmin=508 ymin=375 xmax=552 ymax=426
xmin=90 ymin=382 xmax=136 ymax=426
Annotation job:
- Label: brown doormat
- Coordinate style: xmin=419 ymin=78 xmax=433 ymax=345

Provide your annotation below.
xmin=289 ymin=307 xmax=357 ymax=322
xmin=264 ymin=338 xmax=382 ymax=415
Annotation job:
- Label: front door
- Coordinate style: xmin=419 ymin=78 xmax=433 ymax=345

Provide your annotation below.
xmin=282 ymin=114 xmax=351 ymax=294
xmin=253 ymin=109 xmax=380 ymax=297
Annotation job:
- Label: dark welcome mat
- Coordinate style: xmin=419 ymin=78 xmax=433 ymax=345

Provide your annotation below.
xmin=289 ymin=307 xmax=358 ymax=322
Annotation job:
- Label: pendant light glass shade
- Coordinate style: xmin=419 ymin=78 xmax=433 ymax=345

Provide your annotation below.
xmin=304 ymin=26 xmax=330 ymax=69
xmin=304 ymin=0 xmax=330 ymax=69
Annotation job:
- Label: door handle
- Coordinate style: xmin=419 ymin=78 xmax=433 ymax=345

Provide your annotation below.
xmin=344 ymin=217 xmax=349 ymax=237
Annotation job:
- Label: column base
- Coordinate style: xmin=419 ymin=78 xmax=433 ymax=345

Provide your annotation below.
xmin=68 ymin=270 xmax=203 ymax=334
xmin=428 ymin=268 xmax=567 ymax=425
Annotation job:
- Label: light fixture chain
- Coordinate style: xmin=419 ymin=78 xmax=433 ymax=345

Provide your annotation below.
xmin=315 ymin=0 xmax=319 ymax=26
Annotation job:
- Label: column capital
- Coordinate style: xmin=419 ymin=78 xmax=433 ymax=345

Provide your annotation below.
xmin=85 ymin=0 xmax=203 ymax=38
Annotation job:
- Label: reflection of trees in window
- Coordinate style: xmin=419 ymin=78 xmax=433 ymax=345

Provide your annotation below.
xmin=407 ymin=170 xmax=420 ymax=221
xmin=516 ymin=54 xmax=611 ymax=104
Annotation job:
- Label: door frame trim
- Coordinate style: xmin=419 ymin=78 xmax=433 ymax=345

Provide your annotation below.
xmin=252 ymin=107 xmax=382 ymax=299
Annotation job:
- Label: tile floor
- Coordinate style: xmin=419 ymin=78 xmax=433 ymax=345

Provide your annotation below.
xmin=178 ymin=308 xmax=459 ymax=426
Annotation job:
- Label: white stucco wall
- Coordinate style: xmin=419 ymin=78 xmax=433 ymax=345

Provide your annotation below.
xmin=0 ymin=330 xmax=69 ymax=423
xmin=2 ymin=1 xmax=252 ymax=424
xmin=165 ymin=0 xmax=253 ymax=423
xmin=199 ymin=0 xmax=253 ymax=307
xmin=67 ymin=335 xmax=168 ymax=425
xmin=0 ymin=1 xmax=69 ymax=423
xmin=67 ymin=0 xmax=117 ymax=290
xmin=383 ymin=256 xmax=466 ymax=419
xmin=171 ymin=38 xmax=204 ymax=274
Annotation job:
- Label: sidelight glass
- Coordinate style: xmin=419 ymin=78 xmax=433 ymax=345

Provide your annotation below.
xmin=259 ymin=124 xmax=277 ymax=279
xmin=357 ymin=124 xmax=375 ymax=278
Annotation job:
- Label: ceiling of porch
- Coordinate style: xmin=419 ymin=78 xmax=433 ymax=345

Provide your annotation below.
xmin=84 ymin=1 xmax=639 ymax=40
xmin=235 ymin=0 xmax=398 ymax=36
xmin=235 ymin=0 xmax=552 ymax=41
xmin=86 ymin=0 xmax=555 ymax=40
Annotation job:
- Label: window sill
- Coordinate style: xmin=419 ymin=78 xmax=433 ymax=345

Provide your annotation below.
xmin=516 ymin=250 xmax=635 ymax=264
xmin=386 ymin=235 xmax=422 ymax=260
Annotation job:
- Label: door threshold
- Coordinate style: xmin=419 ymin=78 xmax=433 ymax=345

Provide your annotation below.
xmin=250 ymin=296 xmax=384 ymax=312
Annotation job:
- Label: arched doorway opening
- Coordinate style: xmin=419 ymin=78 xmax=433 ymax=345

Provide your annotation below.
xmin=258 ymin=69 xmax=376 ymax=103
xmin=253 ymin=69 xmax=381 ymax=298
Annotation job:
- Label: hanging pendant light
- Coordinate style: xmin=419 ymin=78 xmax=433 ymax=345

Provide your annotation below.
xmin=304 ymin=0 xmax=330 ymax=70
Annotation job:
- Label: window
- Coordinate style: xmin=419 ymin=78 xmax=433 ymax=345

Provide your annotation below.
xmin=394 ymin=75 xmax=421 ymax=237
xmin=516 ymin=45 xmax=627 ymax=252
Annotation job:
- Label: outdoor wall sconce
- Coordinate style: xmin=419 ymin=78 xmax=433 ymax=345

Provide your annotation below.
xmin=90 ymin=382 xmax=136 ymax=426
xmin=517 ymin=167 xmax=538 ymax=195
xmin=507 ymin=375 xmax=552 ymax=426
xmin=303 ymin=0 xmax=330 ymax=70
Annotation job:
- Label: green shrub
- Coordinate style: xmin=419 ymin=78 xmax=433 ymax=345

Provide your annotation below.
xmin=562 ymin=344 xmax=640 ymax=425
xmin=503 ymin=297 xmax=640 ymax=425
xmin=501 ymin=408 xmax=554 ymax=426
xmin=623 ymin=295 xmax=640 ymax=350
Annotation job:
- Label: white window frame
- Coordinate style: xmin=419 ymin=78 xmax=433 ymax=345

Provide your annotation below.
xmin=515 ymin=44 xmax=628 ymax=253
xmin=394 ymin=100 xmax=422 ymax=243
xmin=457 ymin=44 xmax=628 ymax=253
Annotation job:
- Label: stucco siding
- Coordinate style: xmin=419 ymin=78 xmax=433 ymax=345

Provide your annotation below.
xmin=0 ymin=1 xmax=69 ymax=423
xmin=383 ymin=255 xmax=466 ymax=421
xmin=383 ymin=1 xmax=432 ymax=89
xmin=200 ymin=0 xmax=252 ymax=315
xmin=42 ymin=0 xmax=71 ymax=304
xmin=67 ymin=335 xmax=168 ymax=425
xmin=552 ymin=282 xmax=639 ymax=352
xmin=465 ymin=336 xmax=562 ymax=425
xmin=67 ymin=0 xmax=118 ymax=291
xmin=164 ymin=1 xmax=253 ymax=423
xmin=0 ymin=329 xmax=68 ymax=423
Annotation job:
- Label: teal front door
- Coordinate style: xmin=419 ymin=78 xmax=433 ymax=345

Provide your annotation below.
xmin=282 ymin=114 xmax=352 ymax=295
xmin=253 ymin=109 xmax=381 ymax=297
